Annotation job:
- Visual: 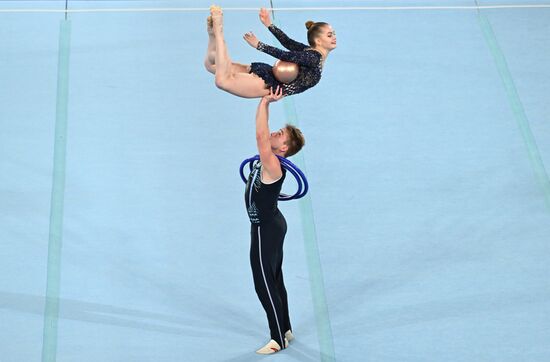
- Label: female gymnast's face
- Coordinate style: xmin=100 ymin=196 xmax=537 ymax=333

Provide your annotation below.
xmin=316 ymin=25 xmax=337 ymax=51
xmin=270 ymin=128 xmax=289 ymax=154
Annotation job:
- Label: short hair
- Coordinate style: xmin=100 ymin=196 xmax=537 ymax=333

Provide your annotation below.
xmin=305 ymin=21 xmax=329 ymax=47
xmin=284 ymin=124 xmax=305 ymax=157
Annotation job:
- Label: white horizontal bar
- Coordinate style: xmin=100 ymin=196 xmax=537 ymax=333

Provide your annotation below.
xmin=1 ymin=5 xmax=550 ymax=14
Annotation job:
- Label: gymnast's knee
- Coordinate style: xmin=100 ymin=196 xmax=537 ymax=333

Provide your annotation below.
xmin=204 ymin=61 xmax=215 ymax=74
xmin=214 ymin=75 xmax=231 ymax=90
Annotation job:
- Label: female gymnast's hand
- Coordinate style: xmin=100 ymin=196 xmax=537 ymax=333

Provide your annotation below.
xmin=259 ymin=8 xmax=272 ymax=27
xmin=243 ymin=32 xmax=260 ymax=49
xmin=263 ymin=86 xmax=284 ymax=103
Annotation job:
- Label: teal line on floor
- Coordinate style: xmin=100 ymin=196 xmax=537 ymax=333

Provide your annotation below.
xmin=42 ymin=18 xmax=71 ymax=362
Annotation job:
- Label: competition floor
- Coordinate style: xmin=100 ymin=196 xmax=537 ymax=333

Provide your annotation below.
xmin=1 ymin=1 xmax=550 ymax=361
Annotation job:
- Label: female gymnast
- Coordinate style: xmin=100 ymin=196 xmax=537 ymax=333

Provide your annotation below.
xmin=204 ymin=6 xmax=337 ymax=98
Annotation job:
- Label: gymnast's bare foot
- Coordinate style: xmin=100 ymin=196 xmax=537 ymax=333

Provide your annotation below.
xmin=206 ymin=15 xmax=214 ymax=36
xmin=210 ymin=5 xmax=223 ymax=35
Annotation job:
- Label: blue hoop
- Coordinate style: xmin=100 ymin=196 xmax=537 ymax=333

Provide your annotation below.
xmin=239 ymin=155 xmax=308 ymax=201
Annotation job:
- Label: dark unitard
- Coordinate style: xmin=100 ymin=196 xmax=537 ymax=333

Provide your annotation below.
xmin=245 ymin=161 xmax=290 ymax=349
xmin=250 ymin=24 xmax=323 ymax=96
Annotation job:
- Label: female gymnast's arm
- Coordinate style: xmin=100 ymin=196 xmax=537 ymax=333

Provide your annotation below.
xmin=255 ymin=87 xmax=284 ymax=182
xmin=244 ymin=32 xmax=321 ymax=67
xmin=259 ymin=8 xmax=309 ymax=51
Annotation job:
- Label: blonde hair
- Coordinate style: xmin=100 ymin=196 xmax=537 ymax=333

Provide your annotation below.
xmin=284 ymin=124 xmax=305 ymax=157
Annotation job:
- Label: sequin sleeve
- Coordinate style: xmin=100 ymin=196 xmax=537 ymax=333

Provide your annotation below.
xmin=256 ymin=42 xmax=321 ymax=67
xmin=268 ymin=24 xmax=308 ymax=51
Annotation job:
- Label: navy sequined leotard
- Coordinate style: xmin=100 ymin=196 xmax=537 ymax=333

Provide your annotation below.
xmin=250 ymin=24 xmax=323 ymax=96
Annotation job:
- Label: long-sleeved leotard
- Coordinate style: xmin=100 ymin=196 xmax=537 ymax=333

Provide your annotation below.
xmin=249 ymin=25 xmax=323 ymax=96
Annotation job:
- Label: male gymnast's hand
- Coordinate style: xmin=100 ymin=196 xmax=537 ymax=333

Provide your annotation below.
xmin=263 ymin=86 xmax=284 ymax=104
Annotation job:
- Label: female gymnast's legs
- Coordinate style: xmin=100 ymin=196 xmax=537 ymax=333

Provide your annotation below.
xmin=204 ymin=16 xmax=250 ymax=75
xmin=209 ymin=6 xmax=270 ymax=98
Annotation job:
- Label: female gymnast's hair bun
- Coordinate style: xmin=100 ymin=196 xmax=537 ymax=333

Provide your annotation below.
xmin=305 ymin=21 xmax=315 ymax=30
